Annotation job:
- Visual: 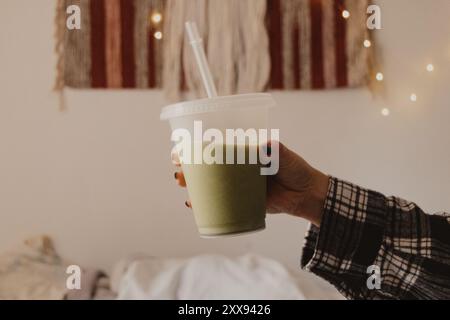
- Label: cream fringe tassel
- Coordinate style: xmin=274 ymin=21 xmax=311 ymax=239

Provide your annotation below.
xmin=54 ymin=0 xmax=67 ymax=111
xmin=163 ymin=0 xmax=270 ymax=101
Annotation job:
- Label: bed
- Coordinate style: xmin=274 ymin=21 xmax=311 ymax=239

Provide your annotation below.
xmin=0 ymin=236 xmax=341 ymax=300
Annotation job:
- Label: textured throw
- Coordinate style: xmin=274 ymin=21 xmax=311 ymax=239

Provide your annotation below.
xmin=55 ymin=0 xmax=164 ymax=91
xmin=55 ymin=0 xmax=375 ymax=101
xmin=163 ymin=0 xmax=270 ymax=100
xmin=267 ymin=0 xmax=372 ymax=89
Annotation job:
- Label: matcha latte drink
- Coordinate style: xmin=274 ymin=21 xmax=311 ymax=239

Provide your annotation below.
xmin=182 ymin=144 xmax=266 ymax=236
xmin=160 ymin=94 xmax=276 ymax=237
xmin=161 ymin=22 xmax=276 ymax=237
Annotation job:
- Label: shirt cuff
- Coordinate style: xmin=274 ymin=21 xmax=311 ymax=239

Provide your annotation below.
xmin=301 ymin=177 xmax=388 ymax=299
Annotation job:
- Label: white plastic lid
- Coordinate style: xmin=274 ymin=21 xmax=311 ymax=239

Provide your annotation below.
xmin=160 ymin=93 xmax=276 ymax=121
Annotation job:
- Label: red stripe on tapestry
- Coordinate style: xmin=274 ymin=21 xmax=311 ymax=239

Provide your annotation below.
xmin=120 ymin=0 xmax=136 ymax=88
xmin=292 ymin=24 xmax=301 ymax=89
xmin=90 ymin=0 xmax=107 ymax=88
xmin=334 ymin=0 xmax=348 ymax=87
xmin=310 ymin=0 xmax=325 ymax=89
xmin=180 ymin=36 xmax=187 ymax=91
xmin=105 ymin=0 xmax=122 ymax=88
xmin=148 ymin=14 xmax=156 ymax=88
xmin=267 ymin=0 xmax=283 ymax=89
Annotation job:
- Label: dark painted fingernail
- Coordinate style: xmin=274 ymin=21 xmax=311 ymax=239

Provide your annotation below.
xmin=174 ymin=172 xmax=178 ymax=179
xmin=185 ymin=201 xmax=190 ymax=208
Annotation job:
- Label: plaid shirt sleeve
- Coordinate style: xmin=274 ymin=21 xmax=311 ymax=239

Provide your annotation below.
xmin=301 ymin=177 xmax=450 ymax=300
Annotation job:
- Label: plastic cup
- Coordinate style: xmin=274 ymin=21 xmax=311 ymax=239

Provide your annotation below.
xmin=160 ymin=93 xmax=276 ymax=237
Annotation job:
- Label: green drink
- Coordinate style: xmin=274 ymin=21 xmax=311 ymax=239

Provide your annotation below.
xmin=182 ymin=144 xmax=266 ymax=237
xmin=160 ymin=93 xmax=276 ymax=237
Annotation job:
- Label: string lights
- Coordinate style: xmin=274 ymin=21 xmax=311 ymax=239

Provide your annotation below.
xmin=150 ymin=11 xmax=163 ymax=41
xmin=342 ymin=10 xmax=350 ymax=19
xmin=151 ymin=12 xmax=163 ymax=24
xmin=375 ymin=72 xmax=384 ymax=81
xmin=340 ymin=8 xmax=435 ymax=115
xmin=154 ymin=31 xmax=163 ymax=40
xmin=150 ymin=8 xmax=436 ymax=114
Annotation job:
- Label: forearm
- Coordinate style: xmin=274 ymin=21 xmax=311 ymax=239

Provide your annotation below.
xmin=301 ymin=177 xmax=450 ymax=299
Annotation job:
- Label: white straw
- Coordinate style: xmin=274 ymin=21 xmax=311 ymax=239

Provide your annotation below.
xmin=185 ymin=21 xmax=218 ymax=98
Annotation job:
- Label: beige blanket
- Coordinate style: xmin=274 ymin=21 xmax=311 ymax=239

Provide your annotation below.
xmin=0 ymin=235 xmax=114 ymax=300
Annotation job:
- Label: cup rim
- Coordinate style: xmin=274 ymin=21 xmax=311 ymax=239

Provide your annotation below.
xmin=160 ymin=93 xmax=276 ymax=121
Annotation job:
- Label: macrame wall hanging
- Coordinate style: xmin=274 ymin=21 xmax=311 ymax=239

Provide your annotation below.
xmin=55 ymin=0 xmax=378 ymax=103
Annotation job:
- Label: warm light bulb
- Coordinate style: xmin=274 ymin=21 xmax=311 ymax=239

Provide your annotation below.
xmin=154 ymin=31 xmax=163 ymax=40
xmin=363 ymin=39 xmax=372 ymax=48
xmin=426 ymin=63 xmax=434 ymax=72
xmin=381 ymin=108 xmax=390 ymax=116
xmin=342 ymin=10 xmax=350 ymax=19
xmin=376 ymin=72 xmax=384 ymax=81
xmin=410 ymin=93 xmax=417 ymax=102
xmin=151 ymin=12 xmax=163 ymax=24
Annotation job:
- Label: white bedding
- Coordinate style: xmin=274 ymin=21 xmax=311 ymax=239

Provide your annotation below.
xmin=111 ymin=254 xmax=341 ymax=300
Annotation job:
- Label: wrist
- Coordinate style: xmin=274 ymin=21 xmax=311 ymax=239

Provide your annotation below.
xmin=301 ymin=171 xmax=329 ymax=227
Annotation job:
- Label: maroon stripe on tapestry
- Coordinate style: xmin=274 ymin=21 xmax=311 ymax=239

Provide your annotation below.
xmin=180 ymin=55 xmax=187 ymax=92
xmin=180 ymin=37 xmax=187 ymax=91
xmin=334 ymin=0 xmax=348 ymax=87
xmin=267 ymin=0 xmax=283 ymax=89
xmin=148 ymin=22 xmax=156 ymax=87
xmin=310 ymin=0 xmax=325 ymax=89
xmin=120 ymin=0 xmax=136 ymax=88
xmin=90 ymin=0 xmax=107 ymax=88
xmin=292 ymin=24 xmax=301 ymax=89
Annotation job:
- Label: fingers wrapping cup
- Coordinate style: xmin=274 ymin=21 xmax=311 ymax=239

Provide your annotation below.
xmin=171 ymin=150 xmax=181 ymax=167
xmin=174 ymin=171 xmax=187 ymax=187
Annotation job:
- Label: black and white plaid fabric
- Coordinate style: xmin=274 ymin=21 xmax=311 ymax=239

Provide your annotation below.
xmin=301 ymin=177 xmax=450 ymax=300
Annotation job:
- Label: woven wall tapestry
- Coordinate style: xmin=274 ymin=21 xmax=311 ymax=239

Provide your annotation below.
xmin=55 ymin=0 xmax=376 ymax=101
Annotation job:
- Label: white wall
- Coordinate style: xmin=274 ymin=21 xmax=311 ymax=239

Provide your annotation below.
xmin=1 ymin=0 xmax=450 ymax=272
